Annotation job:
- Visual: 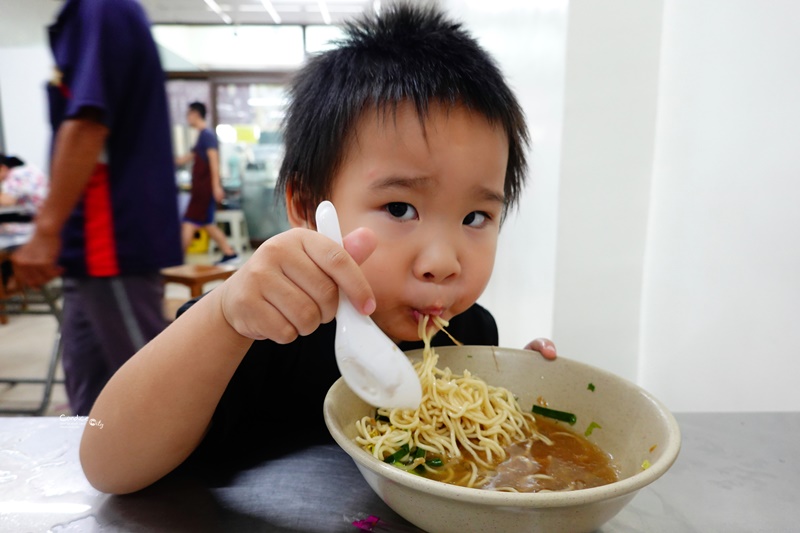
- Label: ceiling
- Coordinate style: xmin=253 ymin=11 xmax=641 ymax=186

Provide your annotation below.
xmin=139 ymin=0 xmax=380 ymax=26
xmin=0 ymin=0 xmax=435 ymax=47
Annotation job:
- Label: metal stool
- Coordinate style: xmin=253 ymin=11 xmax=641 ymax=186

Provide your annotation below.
xmin=209 ymin=209 xmax=252 ymax=256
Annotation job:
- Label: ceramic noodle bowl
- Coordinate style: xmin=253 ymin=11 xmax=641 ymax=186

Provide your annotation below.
xmin=324 ymin=345 xmax=681 ymax=533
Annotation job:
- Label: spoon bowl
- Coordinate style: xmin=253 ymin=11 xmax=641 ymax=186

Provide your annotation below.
xmin=315 ymin=201 xmax=422 ymax=409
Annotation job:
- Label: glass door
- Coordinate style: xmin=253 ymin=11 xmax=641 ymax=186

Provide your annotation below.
xmin=215 ymin=81 xmax=289 ymax=241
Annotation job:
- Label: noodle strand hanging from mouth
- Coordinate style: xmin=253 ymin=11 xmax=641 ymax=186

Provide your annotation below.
xmin=355 ymin=315 xmax=551 ymax=488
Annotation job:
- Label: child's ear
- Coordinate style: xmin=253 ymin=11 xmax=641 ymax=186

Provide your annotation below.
xmin=285 ymin=185 xmax=313 ymax=229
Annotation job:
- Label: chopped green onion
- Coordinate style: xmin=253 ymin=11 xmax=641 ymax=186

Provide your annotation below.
xmin=393 ymin=461 xmax=422 ymax=475
xmin=413 ymin=447 xmax=426 ymax=460
xmin=585 ymin=421 xmax=602 ymax=436
xmin=425 ymin=458 xmax=444 ymax=467
xmin=641 ymin=459 xmax=651 ymax=470
xmin=532 ymin=405 xmax=577 ymax=425
xmin=587 ymin=383 xmax=596 ymax=392
xmin=384 ymin=444 xmax=410 ymax=464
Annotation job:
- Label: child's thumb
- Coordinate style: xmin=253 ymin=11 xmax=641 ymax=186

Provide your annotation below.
xmin=342 ymin=227 xmax=378 ymax=266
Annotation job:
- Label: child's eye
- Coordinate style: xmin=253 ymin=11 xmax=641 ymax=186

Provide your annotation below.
xmin=385 ymin=202 xmax=418 ymax=221
xmin=463 ymin=211 xmax=489 ymax=228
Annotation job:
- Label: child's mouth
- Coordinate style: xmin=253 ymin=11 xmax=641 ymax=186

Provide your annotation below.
xmin=411 ymin=308 xmax=444 ymax=324
xmin=410 ymin=308 xmax=462 ymax=345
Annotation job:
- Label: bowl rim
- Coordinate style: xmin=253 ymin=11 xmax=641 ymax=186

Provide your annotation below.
xmin=324 ymin=346 xmax=682 ymax=508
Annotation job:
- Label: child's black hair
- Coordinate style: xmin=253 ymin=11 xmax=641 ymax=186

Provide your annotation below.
xmin=277 ymin=2 xmax=529 ymax=220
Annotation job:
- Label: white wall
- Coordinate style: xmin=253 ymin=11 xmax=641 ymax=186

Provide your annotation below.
xmin=456 ymin=0 xmax=800 ymax=413
xmin=0 ymin=45 xmax=52 ymax=170
xmin=0 ymin=0 xmax=58 ymax=169
xmin=552 ymin=1 xmax=664 ymax=382
xmin=447 ymin=0 xmax=568 ymax=350
xmin=640 ymin=0 xmax=800 ymax=412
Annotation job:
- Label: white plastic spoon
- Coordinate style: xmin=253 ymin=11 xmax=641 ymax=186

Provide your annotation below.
xmin=315 ymin=200 xmax=422 ymax=409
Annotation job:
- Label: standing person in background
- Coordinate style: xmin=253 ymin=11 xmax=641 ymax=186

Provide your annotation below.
xmin=175 ymin=102 xmax=238 ymax=265
xmin=0 ymin=154 xmax=49 ymax=211
xmin=11 ymin=0 xmax=183 ymax=416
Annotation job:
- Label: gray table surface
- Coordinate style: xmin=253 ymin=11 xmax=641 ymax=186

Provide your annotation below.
xmin=0 ymin=413 xmax=797 ymax=532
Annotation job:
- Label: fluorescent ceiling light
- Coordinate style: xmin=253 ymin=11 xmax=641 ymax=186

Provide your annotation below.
xmin=259 ymin=0 xmax=282 ymax=24
xmin=203 ymin=0 xmax=233 ymax=24
xmin=318 ymin=0 xmax=331 ymax=24
xmin=240 ymin=4 xmax=299 ymax=13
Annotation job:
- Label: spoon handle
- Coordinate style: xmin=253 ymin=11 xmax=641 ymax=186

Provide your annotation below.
xmin=315 ymin=200 xmax=355 ymax=313
xmin=315 ymin=201 xmax=344 ymax=245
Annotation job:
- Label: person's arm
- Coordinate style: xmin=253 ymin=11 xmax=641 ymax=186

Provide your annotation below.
xmin=80 ymin=226 xmax=379 ymax=494
xmin=175 ymin=152 xmax=194 ymax=167
xmin=12 ymin=111 xmax=108 ymax=287
xmin=207 ymin=147 xmax=224 ymax=203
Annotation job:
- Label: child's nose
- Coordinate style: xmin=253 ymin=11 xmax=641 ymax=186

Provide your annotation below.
xmin=413 ymin=237 xmax=461 ymax=283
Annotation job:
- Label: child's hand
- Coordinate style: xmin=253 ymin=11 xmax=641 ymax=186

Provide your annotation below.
xmin=524 ymin=338 xmax=557 ymax=360
xmin=217 ymin=227 xmax=378 ymax=343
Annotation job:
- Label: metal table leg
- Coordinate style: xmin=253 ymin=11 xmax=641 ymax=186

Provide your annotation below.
xmin=0 ymin=283 xmax=64 ymax=415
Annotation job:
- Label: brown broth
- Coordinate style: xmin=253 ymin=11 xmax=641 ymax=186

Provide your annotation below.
xmin=422 ymin=416 xmax=619 ymax=492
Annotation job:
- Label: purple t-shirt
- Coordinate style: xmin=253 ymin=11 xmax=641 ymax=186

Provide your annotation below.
xmin=47 ymin=0 xmax=182 ymax=277
xmin=193 ymin=129 xmax=219 ymax=164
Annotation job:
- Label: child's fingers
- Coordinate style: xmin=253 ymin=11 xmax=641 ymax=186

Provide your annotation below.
xmin=277 ymin=246 xmax=340 ymax=326
xmin=342 ymin=227 xmax=378 ymax=266
xmin=220 ymin=266 xmax=326 ymax=342
xmin=304 ymin=232 xmax=376 ymax=315
xmin=256 ymin=278 xmax=326 ymax=340
xmin=523 ymin=338 xmax=558 ymax=360
xmin=219 ymin=228 xmax=376 ymax=342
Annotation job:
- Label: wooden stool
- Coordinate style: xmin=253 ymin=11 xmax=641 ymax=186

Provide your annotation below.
xmin=160 ymin=264 xmax=237 ymax=298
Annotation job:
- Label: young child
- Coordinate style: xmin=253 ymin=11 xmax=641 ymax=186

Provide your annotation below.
xmin=80 ymin=3 xmax=556 ymax=494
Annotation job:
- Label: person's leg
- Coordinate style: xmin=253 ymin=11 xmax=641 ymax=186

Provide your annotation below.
xmin=117 ymin=274 xmax=168 ymax=346
xmin=205 ymin=223 xmax=236 ymax=256
xmin=62 ymin=275 xmax=167 ymax=415
xmin=79 ymin=275 xmax=167 ymax=370
xmin=202 ymin=199 xmax=236 ymax=258
xmin=60 ymin=278 xmax=112 ymax=415
xmin=181 ymin=221 xmax=199 ymax=252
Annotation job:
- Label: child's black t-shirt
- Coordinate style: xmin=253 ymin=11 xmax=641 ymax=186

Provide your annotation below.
xmin=178 ymin=300 xmax=498 ymax=467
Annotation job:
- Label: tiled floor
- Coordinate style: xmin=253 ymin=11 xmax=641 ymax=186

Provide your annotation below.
xmin=0 ymin=250 xmax=246 ymax=417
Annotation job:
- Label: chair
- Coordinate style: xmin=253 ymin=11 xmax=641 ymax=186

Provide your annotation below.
xmin=0 ymin=282 xmax=64 ymax=415
xmin=209 ymin=209 xmax=252 ymax=256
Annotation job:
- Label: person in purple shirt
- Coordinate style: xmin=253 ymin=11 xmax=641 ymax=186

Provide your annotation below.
xmin=12 ymin=0 xmax=183 ymax=415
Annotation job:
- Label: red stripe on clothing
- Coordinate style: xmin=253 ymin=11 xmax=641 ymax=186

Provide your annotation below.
xmin=58 ymin=82 xmax=72 ymax=100
xmin=84 ymin=163 xmax=119 ymax=276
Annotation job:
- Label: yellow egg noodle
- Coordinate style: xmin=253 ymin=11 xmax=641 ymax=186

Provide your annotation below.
xmin=355 ymin=315 xmax=552 ymax=488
